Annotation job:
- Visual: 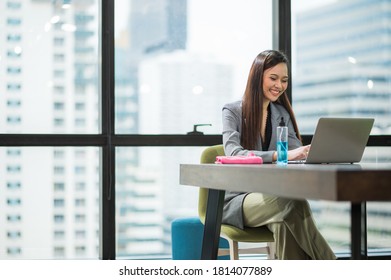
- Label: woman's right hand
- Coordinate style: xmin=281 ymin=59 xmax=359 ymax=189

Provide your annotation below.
xmin=288 ymin=145 xmax=311 ymax=161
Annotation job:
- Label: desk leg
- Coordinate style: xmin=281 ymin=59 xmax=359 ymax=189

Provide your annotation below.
xmin=351 ymin=202 xmax=367 ymax=259
xmin=201 ymin=189 xmax=225 ymax=260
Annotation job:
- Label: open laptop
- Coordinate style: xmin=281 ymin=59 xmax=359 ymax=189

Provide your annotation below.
xmin=291 ymin=117 xmax=374 ymax=164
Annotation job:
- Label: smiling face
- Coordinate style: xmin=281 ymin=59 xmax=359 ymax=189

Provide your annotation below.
xmin=262 ymin=62 xmax=288 ymax=102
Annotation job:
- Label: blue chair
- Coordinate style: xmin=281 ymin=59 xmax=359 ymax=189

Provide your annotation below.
xmin=171 ymin=216 xmax=230 ymax=260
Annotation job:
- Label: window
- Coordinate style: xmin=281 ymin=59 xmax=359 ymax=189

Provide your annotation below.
xmin=0 ymin=147 xmax=99 ymax=261
xmin=54 ymin=102 xmax=65 ymax=110
xmin=53 ymin=21 xmax=64 ymax=31
xmin=292 ymin=0 xmax=391 ymax=254
xmin=54 ymin=231 xmax=65 ymax=239
xmin=7 ymin=67 xmax=21 ymax=74
xmin=74 ymin=118 xmax=86 ymax=127
xmin=75 ymin=102 xmax=85 ymax=111
xmin=54 ymin=182 xmax=65 ymax=191
xmin=7 ymin=34 xmax=22 ymax=42
xmin=7 ymin=231 xmax=22 ymax=239
xmin=7 ymin=50 xmax=22 ymax=58
xmin=7 ymin=2 xmax=22 ymax=10
xmin=54 ymin=199 xmax=65 ymax=207
xmin=7 ymin=100 xmax=21 ymax=108
xmin=54 ymin=215 xmax=65 ymax=223
xmin=53 ymin=118 xmax=65 ymax=127
xmin=115 ymin=0 xmax=272 ymax=135
xmin=7 ymin=18 xmax=22 ymax=26
xmin=292 ymin=0 xmax=391 ymax=134
xmin=74 ymin=150 xmax=86 ymax=158
xmin=53 ymin=149 xmax=65 ymax=158
xmin=6 ymin=83 xmax=21 ymax=91
xmin=54 ymin=166 xmax=65 ymax=175
xmin=53 ymin=70 xmax=65 ymax=78
xmin=7 ymin=149 xmax=21 ymax=156
xmin=6 ymin=165 xmax=21 ymax=173
xmin=53 ymin=85 xmax=65 ymax=94
xmin=7 ymin=215 xmax=21 ymax=222
xmin=75 ymin=230 xmax=86 ymax=239
xmin=6 ymin=116 xmax=21 ymax=125
xmin=75 ymin=199 xmax=85 ymax=207
xmin=54 ymin=54 xmax=65 ymax=62
xmin=7 ymin=198 xmax=22 ymax=206
xmin=75 ymin=214 xmax=86 ymax=223
xmin=53 ymin=247 xmax=65 ymax=257
xmin=7 ymin=248 xmax=21 ymax=256
xmin=54 ymin=37 xmax=65 ymax=46
xmin=75 ymin=246 xmax=86 ymax=255
xmin=7 ymin=182 xmax=21 ymax=190
xmin=113 ymin=0 xmax=272 ymax=258
xmin=75 ymin=182 xmax=86 ymax=191
xmin=1 ymin=1 xmax=99 ymax=135
xmin=74 ymin=166 xmax=85 ymax=174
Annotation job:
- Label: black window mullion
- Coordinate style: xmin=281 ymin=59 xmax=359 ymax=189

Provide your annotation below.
xmin=100 ymin=0 xmax=116 ymax=260
xmin=0 ymin=134 xmax=106 ymax=146
xmin=273 ymin=0 xmax=292 ymax=103
xmin=112 ymin=134 xmax=222 ymax=147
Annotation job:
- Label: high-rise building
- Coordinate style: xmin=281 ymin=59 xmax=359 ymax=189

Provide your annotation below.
xmin=294 ymin=0 xmax=391 ymax=251
xmin=129 ymin=0 xmax=187 ymax=54
xmin=114 ymin=0 xmax=189 ymax=257
xmin=294 ymin=0 xmax=391 ymax=133
xmin=0 ymin=0 xmax=99 ymax=259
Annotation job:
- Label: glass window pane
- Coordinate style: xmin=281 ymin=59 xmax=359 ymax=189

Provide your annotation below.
xmin=363 ymin=147 xmax=391 ymax=253
xmin=312 ymin=147 xmax=391 ymax=255
xmin=116 ymin=147 xmax=204 ymax=258
xmin=292 ymin=0 xmax=391 ymax=255
xmin=0 ymin=147 xmax=99 ymax=259
xmin=115 ymin=0 xmax=273 ymax=134
xmin=292 ymin=0 xmax=391 ymax=135
xmin=0 ymin=0 xmax=100 ymax=134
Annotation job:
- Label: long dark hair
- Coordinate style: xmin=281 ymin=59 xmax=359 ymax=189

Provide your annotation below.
xmin=241 ymin=50 xmax=302 ymax=150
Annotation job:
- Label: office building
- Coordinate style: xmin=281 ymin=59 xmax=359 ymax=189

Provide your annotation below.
xmin=0 ymin=0 xmax=99 ymax=259
xmin=294 ymin=0 xmax=391 ymax=251
xmin=114 ymin=0 xmax=190 ymax=257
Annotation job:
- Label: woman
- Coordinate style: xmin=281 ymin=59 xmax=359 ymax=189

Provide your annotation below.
xmin=221 ymin=50 xmax=336 ymax=260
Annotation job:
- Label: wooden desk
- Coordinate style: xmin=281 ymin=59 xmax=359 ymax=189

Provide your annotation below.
xmin=179 ymin=163 xmax=391 ymax=260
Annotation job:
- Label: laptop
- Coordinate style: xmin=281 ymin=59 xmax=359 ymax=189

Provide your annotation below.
xmin=291 ymin=117 xmax=374 ymax=164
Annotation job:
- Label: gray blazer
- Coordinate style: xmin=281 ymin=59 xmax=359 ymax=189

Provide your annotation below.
xmin=221 ymin=100 xmax=302 ymax=229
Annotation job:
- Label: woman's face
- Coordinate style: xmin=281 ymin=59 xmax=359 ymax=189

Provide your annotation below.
xmin=262 ymin=62 xmax=288 ymax=102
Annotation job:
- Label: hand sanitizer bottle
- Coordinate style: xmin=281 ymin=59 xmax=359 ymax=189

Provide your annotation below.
xmin=277 ymin=117 xmax=288 ymax=166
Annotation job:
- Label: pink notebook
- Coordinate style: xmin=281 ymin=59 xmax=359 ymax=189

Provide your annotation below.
xmin=215 ymin=152 xmax=263 ymax=164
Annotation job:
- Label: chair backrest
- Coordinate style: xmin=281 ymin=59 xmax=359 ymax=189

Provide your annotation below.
xmin=198 ymin=144 xmax=225 ymax=223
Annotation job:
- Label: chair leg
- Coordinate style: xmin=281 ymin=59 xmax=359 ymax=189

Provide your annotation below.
xmin=267 ymin=242 xmax=276 ymax=259
xmin=228 ymin=239 xmax=239 ymax=260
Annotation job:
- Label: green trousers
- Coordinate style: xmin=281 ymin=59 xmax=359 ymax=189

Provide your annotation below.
xmin=243 ymin=193 xmax=336 ymax=260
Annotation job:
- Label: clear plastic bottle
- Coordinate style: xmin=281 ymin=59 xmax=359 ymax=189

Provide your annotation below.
xmin=277 ymin=117 xmax=288 ymax=166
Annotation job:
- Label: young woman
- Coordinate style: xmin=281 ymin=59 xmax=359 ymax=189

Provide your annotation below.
xmin=221 ymin=50 xmax=336 ymax=259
